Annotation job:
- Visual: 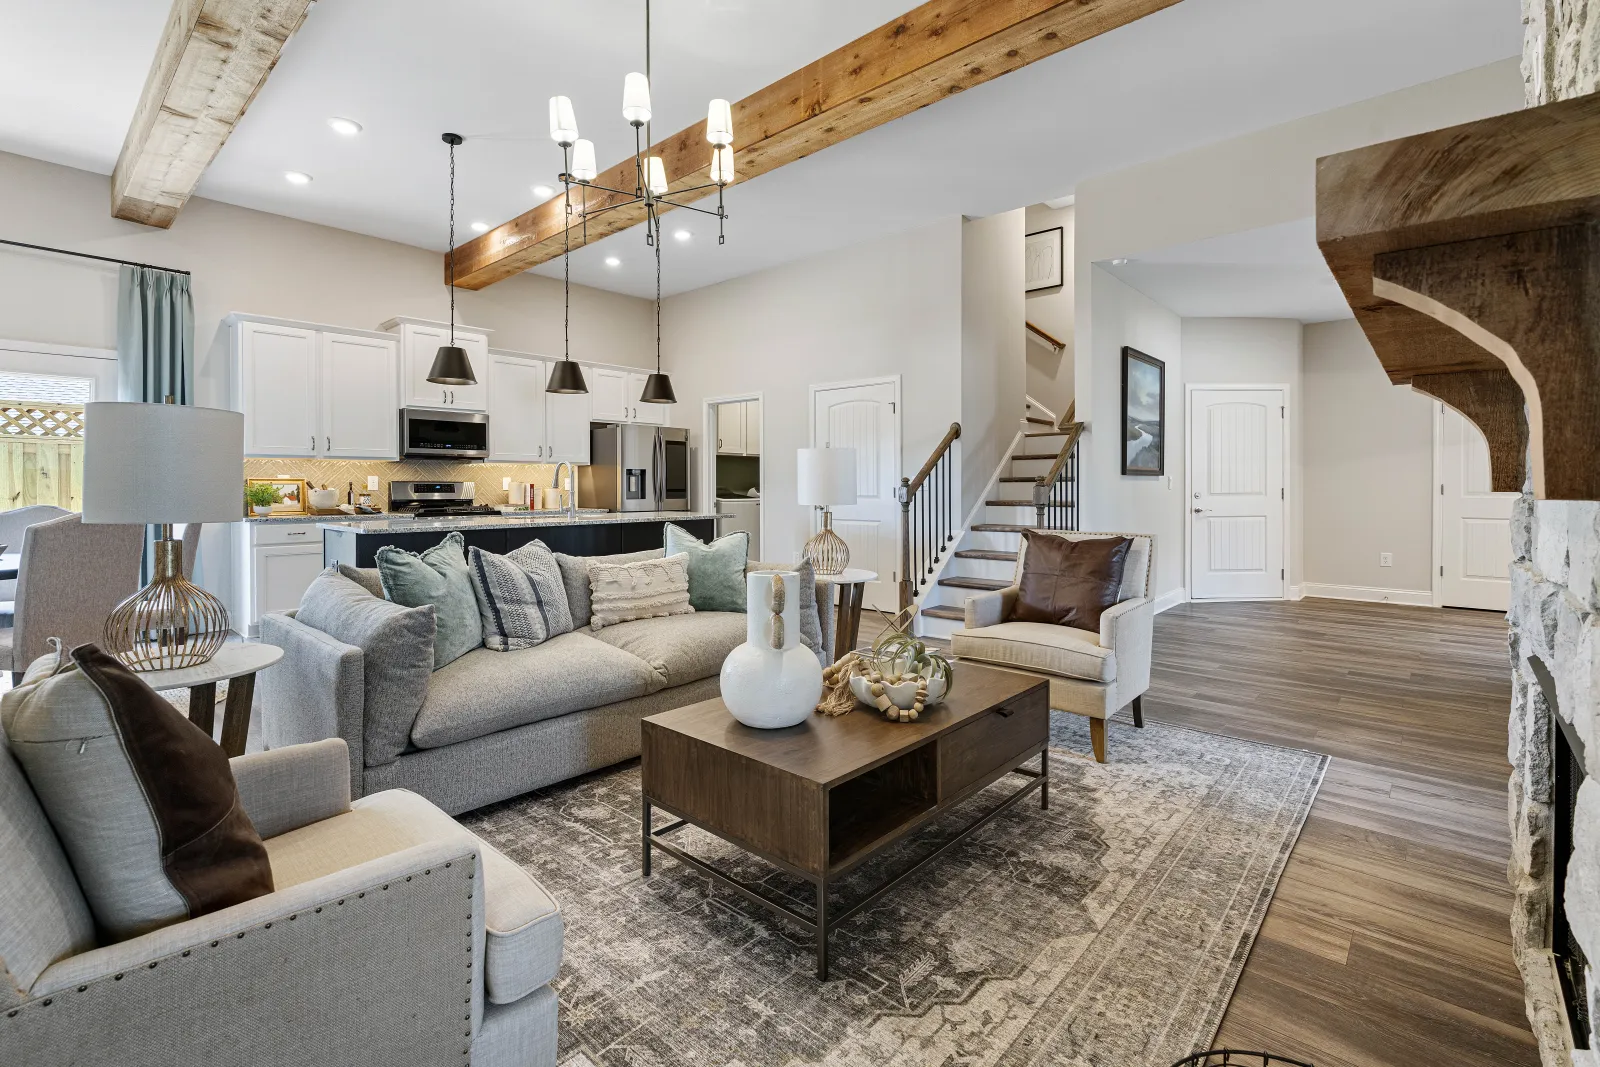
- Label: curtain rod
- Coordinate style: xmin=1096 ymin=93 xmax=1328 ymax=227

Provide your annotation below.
xmin=0 ymin=238 xmax=191 ymax=277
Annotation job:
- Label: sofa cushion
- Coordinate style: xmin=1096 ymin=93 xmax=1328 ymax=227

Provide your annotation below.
xmin=264 ymin=788 xmax=562 ymax=1004
xmin=950 ymin=621 xmax=1116 ymax=683
xmin=1012 ymin=532 xmax=1132 ymax=630
xmin=337 ymin=564 xmax=385 ymax=598
xmin=298 ymin=569 xmax=435 ymax=766
xmin=2 ymin=643 xmax=273 ymax=942
xmin=748 ymin=559 xmax=823 ymax=656
xmin=592 ymin=611 xmax=747 ymax=688
xmin=408 ymin=632 xmax=660 ymax=750
xmin=554 ymin=548 xmax=664 ymax=629
xmin=665 ymin=523 xmax=748 ymax=612
xmin=467 ymin=540 xmax=574 ymax=652
xmin=588 ymin=555 xmax=693 ymax=631
xmin=377 ymin=531 xmax=483 ymax=668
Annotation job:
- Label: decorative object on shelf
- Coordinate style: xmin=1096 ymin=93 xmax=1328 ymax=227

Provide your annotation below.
xmin=1025 ymin=226 xmax=1064 ymax=292
xmin=245 ymin=477 xmax=306 ymax=516
xmin=84 ymin=400 xmax=244 ymax=671
xmin=245 ymin=482 xmax=281 ymax=517
xmin=308 ymin=485 xmax=340 ymax=510
xmin=428 ymin=132 xmax=476 ymax=387
xmin=1121 ymin=346 xmax=1165 ymax=476
xmin=545 ymin=0 xmax=735 ymax=406
xmin=797 ymin=447 xmax=857 ymax=575
xmin=720 ymin=570 xmax=822 ymax=729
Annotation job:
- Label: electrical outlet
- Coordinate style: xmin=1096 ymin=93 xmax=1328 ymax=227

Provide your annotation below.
xmin=502 ymin=477 xmax=512 ymax=491
xmin=1380 ymin=552 xmax=1393 ymax=567
xmin=366 ymin=476 xmax=379 ymax=491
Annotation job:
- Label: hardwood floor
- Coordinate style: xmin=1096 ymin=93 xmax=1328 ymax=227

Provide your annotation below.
xmin=874 ymin=596 xmax=1538 ymax=1066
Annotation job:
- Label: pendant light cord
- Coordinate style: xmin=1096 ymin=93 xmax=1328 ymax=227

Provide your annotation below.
xmin=447 ymin=138 xmax=457 ymax=346
xmin=655 ymin=216 xmax=662 ymax=373
xmin=564 ymin=153 xmax=572 ymax=363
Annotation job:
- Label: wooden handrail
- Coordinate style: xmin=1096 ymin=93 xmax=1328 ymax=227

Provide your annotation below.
xmin=1026 ymin=321 xmax=1065 ymax=351
xmin=904 ymin=423 xmax=961 ymax=499
xmin=1035 ymin=421 xmax=1086 ymax=491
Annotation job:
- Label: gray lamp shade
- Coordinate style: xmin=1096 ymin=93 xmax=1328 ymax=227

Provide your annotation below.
xmin=82 ymin=402 xmax=245 ymax=525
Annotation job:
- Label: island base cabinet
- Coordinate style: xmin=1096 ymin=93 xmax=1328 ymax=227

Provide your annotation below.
xmin=236 ymin=524 xmax=324 ymax=637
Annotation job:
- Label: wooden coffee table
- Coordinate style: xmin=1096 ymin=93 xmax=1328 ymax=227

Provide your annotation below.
xmin=640 ymin=663 xmax=1049 ymax=979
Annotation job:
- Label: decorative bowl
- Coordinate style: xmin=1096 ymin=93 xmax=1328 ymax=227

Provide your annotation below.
xmin=850 ymin=671 xmax=947 ymax=710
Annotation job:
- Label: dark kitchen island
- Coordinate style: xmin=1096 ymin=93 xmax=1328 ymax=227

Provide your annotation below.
xmin=320 ymin=511 xmax=720 ymax=568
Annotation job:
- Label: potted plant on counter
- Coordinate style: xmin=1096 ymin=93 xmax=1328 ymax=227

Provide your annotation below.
xmin=245 ymin=482 xmax=283 ymax=517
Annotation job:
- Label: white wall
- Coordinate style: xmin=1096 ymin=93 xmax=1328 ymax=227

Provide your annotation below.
xmin=661 ymin=219 xmax=965 ymax=566
xmin=1182 ymin=318 xmax=1304 ymax=590
xmin=1301 ymin=319 xmax=1435 ymax=596
xmin=960 ymin=210 xmax=1026 ymax=520
xmin=1022 ymin=203 xmax=1076 ymax=417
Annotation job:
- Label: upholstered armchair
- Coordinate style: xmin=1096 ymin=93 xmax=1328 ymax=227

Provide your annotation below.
xmin=950 ymin=532 xmax=1154 ymax=762
xmin=1 ymin=737 xmax=562 ymax=1067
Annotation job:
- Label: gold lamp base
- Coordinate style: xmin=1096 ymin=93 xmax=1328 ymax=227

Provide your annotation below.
xmin=802 ymin=509 xmax=850 ymax=576
xmin=104 ymin=534 xmax=230 ymax=672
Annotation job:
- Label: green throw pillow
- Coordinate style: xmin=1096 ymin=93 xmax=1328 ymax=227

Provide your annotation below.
xmin=663 ymin=523 xmax=749 ymax=613
xmin=376 ymin=531 xmax=483 ymax=668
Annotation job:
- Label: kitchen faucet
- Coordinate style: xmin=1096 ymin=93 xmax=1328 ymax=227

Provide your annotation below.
xmin=553 ymin=461 xmax=578 ymax=519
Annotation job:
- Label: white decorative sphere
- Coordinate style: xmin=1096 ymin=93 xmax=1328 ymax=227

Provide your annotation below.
xmin=721 ymin=642 xmax=822 ymax=729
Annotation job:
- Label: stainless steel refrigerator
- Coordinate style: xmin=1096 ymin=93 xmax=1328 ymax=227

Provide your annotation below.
xmin=579 ymin=423 xmax=692 ymax=512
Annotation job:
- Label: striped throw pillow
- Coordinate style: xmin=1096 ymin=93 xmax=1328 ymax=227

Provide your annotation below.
xmin=588 ymin=554 xmax=694 ymax=630
xmin=467 ymin=540 xmax=574 ymax=651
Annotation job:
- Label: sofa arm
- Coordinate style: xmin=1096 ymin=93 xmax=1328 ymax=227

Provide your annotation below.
xmin=813 ymin=581 xmax=836 ymax=663
xmin=259 ymin=610 xmax=367 ymax=797
xmin=20 ymin=837 xmax=486 ymax=1067
xmin=1099 ymin=596 xmax=1154 ymax=700
xmin=230 ymin=739 xmax=352 ymax=839
xmin=965 ymin=587 xmax=1018 ymax=630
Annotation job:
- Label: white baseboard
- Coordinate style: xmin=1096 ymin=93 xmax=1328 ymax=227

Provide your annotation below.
xmin=1300 ymin=582 xmax=1435 ymax=607
xmin=1289 ymin=583 xmax=1305 ymax=601
xmin=1153 ymin=587 xmax=1188 ymax=614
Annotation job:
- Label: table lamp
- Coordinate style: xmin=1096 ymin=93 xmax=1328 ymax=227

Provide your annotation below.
xmin=797 ymin=447 xmax=857 ymax=575
xmin=83 ymin=400 xmax=245 ymax=671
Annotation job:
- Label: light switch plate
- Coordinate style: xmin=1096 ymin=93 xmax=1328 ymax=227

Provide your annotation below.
xmin=366 ymin=476 xmax=379 ymax=491
xmin=1380 ymin=552 xmax=1393 ymax=567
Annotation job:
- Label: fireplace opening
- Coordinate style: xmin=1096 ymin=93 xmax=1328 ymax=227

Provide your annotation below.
xmin=1534 ymin=654 xmax=1592 ymax=1049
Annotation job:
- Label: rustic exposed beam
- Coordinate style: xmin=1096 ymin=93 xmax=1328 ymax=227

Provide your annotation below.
xmin=453 ymin=0 xmax=1182 ymax=290
xmin=112 ymin=0 xmax=316 ymax=228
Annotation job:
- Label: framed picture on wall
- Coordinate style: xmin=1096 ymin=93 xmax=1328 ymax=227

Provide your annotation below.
xmin=1025 ymin=227 xmax=1064 ymax=292
xmin=1121 ymin=347 xmax=1165 ymax=476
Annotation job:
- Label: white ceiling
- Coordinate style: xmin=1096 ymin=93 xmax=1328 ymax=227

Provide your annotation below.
xmin=1100 ymin=218 xmax=1353 ymax=323
xmin=0 ymin=0 xmax=1521 ymax=299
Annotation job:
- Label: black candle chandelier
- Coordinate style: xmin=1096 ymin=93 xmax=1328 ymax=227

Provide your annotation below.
xmin=544 ymin=0 xmax=733 ymax=402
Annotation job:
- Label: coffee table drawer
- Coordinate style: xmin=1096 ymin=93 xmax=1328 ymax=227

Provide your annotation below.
xmin=937 ymin=692 xmax=1047 ymax=801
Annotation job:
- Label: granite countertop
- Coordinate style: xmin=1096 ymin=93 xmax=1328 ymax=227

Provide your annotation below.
xmin=247 ymin=511 xmax=392 ymax=525
xmin=318 ymin=511 xmax=725 ymax=534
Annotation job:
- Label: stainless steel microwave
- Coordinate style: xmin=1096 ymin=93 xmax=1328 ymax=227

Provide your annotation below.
xmin=400 ymin=407 xmax=489 ymax=459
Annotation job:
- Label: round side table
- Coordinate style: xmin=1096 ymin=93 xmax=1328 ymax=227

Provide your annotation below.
xmin=814 ymin=568 xmax=877 ymax=662
xmin=139 ymin=643 xmax=284 ymax=757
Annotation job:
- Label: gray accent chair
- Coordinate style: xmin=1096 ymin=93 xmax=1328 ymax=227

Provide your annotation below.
xmin=0 ymin=505 xmax=72 ymax=623
xmin=0 ymin=513 xmax=144 ymax=678
xmin=0 ymin=736 xmax=562 ymax=1067
xmin=950 ymin=532 xmax=1155 ymax=762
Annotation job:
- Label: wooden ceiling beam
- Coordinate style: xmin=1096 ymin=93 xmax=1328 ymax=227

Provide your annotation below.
xmin=111 ymin=0 xmax=317 ymax=228
xmin=452 ymin=0 xmax=1182 ymax=290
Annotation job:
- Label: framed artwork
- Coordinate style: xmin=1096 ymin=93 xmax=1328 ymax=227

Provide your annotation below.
xmin=1121 ymin=347 xmax=1165 ymax=476
xmin=247 ymin=477 xmax=307 ymax=515
xmin=1025 ymin=227 xmax=1064 ymax=292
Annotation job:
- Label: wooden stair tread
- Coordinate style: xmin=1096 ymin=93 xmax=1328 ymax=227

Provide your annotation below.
xmin=1012 ymin=453 xmax=1058 ymax=461
xmin=999 ymin=475 xmax=1037 ymax=483
xmin=1023 ymin=415 xmax=1053 ymax=426
xmin=921 ymin=605 xmax=965 ymax=621
xmin=972 ymin=523 xmax=1032 ymax=532
xmin=938 ymin=576 xmax=1009 ymax=590
xmin=955 ymin=549 xmax=1018 ymax=561
xmin=1023 ymin=431 xmax=1066 ymax=438
xmin=986 ymin=499 xmax=1033 ymax=507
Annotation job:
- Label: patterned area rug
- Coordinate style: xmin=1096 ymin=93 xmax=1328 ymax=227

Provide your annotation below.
xmin=462 ymin=713 xmax=1326 ymax=1067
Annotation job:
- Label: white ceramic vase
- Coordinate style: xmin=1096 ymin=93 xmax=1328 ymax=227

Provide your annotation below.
xmin=721 ymin=570 xmax=823 ymax=729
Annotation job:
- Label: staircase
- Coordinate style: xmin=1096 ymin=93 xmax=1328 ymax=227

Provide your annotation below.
xmin=909 ymin=399 xmax=1082 ymax=641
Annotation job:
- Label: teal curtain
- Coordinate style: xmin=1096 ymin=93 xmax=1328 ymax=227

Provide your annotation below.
xmin=116 ymin=265 xmax=194 ymax=404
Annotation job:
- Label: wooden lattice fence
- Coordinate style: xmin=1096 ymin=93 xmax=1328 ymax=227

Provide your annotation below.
xmin=0 ymin=402 xmax=84 ymax=511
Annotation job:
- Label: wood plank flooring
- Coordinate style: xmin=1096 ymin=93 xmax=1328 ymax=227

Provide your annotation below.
xmin=872 ymin=597 xmax=1537 ymax=1066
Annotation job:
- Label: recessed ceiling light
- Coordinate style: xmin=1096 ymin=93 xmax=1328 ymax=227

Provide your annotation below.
xmin=673 ymin=229 xmax=691 ymax=242
xmin=284 ymin=171 xmax=312 ymax=186
xmin=327 ymin=117 xmax=363 ymax=137
xmin=604 ymin=256 xmax=621 ymax=267
xmin=471 ymin=221 xmax=489 ymax=233
xmin=532 ymin=184 xmax=554 ymax=198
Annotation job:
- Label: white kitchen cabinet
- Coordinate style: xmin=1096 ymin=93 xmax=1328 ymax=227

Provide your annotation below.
xmin=715 ymin=400 xmax=759 ymax=455
xmin=235 ymin=522 xmax=324 ymax=637
xmin=320 ymin=332 xmax=399 ymax=459
xmin=236 ymin=321 xmax=319 ymax=457
xmin=742 ymin=399 xmax=760 ymax=453
xmin=546 ymin=385 xmax=593 ymax=464
xmin=590 ymin=367 xmax=630 ymax=421
xmin=382 ymin=317 xmax=491 ymax=411
xmin=487 ymin=354 xmax=550 ymax=462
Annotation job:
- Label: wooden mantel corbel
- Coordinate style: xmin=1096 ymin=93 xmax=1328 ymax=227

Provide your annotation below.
xmin=1316 ymin=92 xmax=1600 ymax=499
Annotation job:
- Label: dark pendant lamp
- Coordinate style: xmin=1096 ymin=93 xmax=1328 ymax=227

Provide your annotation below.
xmin=638 ymin=214 xmax=676 ymax=404
xmin=546 ymin=146 xmax=589 ymax=395
xmin=429 ymin=133 xmax=477 ymax=386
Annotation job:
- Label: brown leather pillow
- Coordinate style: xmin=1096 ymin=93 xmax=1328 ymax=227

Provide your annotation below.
xmin=1011 ymin=533 xmax=1133 ymax=630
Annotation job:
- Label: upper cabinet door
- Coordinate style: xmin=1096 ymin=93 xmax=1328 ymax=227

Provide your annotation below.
xmin=629 ymin=372 xmax=670 ymax=425
xmin=716 ymin=403 xmax=744 ymax=454
xmin=321 ymin=332 xmax=398 ymax=459
xmin=238 ymin=321 xmax=318 ymax=456
xmin=742 ymin=399 xmax=761 ymax=455
xmin=486 ymin=354 xmax=549 ymax=462
xmin=400 ymin=323 xmax=488 ymax=410
xmin=546 ymin=382 xmax=593 ymax=464
xmin=590 ymin=367 xmax=629 ymax=421
xmin=448 ymin=333 xmax=489 ymax=411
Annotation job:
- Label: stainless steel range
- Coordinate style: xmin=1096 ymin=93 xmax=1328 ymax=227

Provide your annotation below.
xmin=388 ymin=481 xmax=497 ymax=519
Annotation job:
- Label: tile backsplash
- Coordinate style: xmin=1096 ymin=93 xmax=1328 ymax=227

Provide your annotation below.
xmin=243 ymin=457 xmax=563 ymax=511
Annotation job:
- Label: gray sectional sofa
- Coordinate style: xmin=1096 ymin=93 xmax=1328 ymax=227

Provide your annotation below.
xmin=260 ymin=549 xmax=834 ymax=815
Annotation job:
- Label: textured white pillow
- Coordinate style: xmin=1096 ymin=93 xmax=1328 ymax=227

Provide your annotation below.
xmin=588 ymin=554 xmax=693 ymax=630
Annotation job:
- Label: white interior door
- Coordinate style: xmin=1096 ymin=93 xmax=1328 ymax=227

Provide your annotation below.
xmin=1189 ymin=387 xmax=1286 ymax=600
xmin=811 ymin=379 xmax=899 ymax=610
xmin=1438 ymin=403 xmax=1515 ymax=611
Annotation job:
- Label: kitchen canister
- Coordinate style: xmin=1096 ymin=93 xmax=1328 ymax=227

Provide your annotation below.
xmin=720 ymin=570 xmax=823 ymax=729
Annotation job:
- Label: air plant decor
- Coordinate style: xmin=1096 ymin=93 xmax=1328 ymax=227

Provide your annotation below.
xmin=817 ymin=606 xmax=955 ymax=722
